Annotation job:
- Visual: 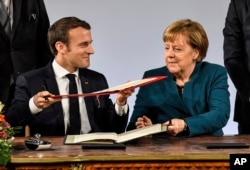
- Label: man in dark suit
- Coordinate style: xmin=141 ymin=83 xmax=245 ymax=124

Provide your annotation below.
xmin=5 ymin=17 xmax=133 ymax=136
xmin=223 ymin=0 xmax=250 ymax=134
xmin=0 ymin=0 xmax=52 ymax=110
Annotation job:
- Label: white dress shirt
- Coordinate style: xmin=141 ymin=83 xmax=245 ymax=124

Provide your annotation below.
xmin=29 ymin=60 xmax=128 ymax=134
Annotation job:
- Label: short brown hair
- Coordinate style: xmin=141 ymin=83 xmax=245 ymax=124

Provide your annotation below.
xmin=48 ymin=17 xmax=91 ymax=55
xmin=163 ymin=19 xmax=209 ymax=62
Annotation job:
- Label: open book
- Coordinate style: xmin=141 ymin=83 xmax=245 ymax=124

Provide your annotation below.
xmin=64 ymin=124 xmax=167 ymax=144
xmin=52 ymin=76 xmax=167 ymax=98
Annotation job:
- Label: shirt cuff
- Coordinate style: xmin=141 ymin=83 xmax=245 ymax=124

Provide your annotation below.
xmin=115 ymin=103 xmax=128 ymax=116
xmin=29 ymin=96 xmax=42 ymax=114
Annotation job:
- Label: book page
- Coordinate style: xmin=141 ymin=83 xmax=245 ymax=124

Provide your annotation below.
xmin=92 ymin=76 xmax=167 ymax=94
xmin=53 ymin=76 xmax=167 ymax=98
xmin=65 ymin=132 xmax=118 ymax=144
xmin=116 ymin=124 xmax=167 ymax=143
xmin=64 ymin=124 xmax=167 ymax=144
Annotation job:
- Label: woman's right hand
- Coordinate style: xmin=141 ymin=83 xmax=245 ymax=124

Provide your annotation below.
xmin=135 ymin=115 xmax=152 ymax=128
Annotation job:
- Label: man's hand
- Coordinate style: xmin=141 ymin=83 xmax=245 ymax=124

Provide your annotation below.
xmin=116 ymin=87 xmax=135 ymax=106
xmin=33 ymin=91 xmax=61 ymax=109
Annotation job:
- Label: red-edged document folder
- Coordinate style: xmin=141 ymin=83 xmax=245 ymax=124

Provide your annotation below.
xmin=52 ymin=75 xmax=167 ymax=98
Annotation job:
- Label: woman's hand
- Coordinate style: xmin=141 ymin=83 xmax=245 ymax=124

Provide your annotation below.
xmin=135 ymin=115 xmax=152 ymax=128
xmin=163 ymin=118 xmax=187 ymax=136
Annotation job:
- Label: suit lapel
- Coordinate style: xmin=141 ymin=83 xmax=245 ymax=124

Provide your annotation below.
xmin=0 ymin=25 xmax=9 ymax=42
xmin=78 ymin=70 xmax=96 ymax=129
xmin=79 ymin=71 xmax=92 ymax=103
xmin=12 ymin=0 xmax=22 ymax=36
xmin=163 ymin=74 xmax=183 ymax=106
xmin=162 ymin=73 xmax=190 ymax=118
xmin=43 ymin=63 xmax=64 ymax=117
xmin=79 ymin=74 xmax=91 ymax=93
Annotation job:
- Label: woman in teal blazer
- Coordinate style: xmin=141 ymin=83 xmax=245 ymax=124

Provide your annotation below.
xmin=127 ymin=19 xmax=230 ymax=137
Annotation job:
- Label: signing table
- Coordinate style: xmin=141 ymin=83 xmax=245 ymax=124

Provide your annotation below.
xmin=1 ymin=134 xmax=250 ymax=170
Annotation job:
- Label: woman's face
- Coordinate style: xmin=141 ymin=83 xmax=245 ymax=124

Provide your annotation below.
xmin=164 ymin=34 xmax=199 ymax=75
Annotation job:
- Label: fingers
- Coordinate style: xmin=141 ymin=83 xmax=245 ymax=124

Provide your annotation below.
xmin=163 ymin=119 xmax=185 ymax=136
xmin=119 ymin=86 xmax=135 ymax=97
xmin=119 ymin=87 xmax=134 ymax=97
xmin=34 ymin=91 xmax=60 ymax=109
xmin=135 ymin=118 xmax=143 ymax=128
xmin=34 ymin=92 xmax=49 ymax=109
xmin=135 ymin=116 xmax=152 ymax=128
xmin=116 ymin=86 xmax=135 ymax=106
xmin=44 ymin=96 xmax=50 ymax=104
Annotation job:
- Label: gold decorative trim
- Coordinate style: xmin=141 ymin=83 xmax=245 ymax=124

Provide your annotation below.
xmin=70 ymin=163 xmax=85 ymax=170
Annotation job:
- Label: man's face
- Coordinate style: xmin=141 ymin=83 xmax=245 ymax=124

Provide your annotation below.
xmin=58 ymin=27 xmax=94 ymax=72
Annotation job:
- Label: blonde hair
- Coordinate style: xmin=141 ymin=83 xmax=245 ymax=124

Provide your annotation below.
xmin=163 ymin=19 xmax=209 ymax=62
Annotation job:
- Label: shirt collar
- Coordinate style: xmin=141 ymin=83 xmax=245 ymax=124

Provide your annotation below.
xmin=52 ymin=59 xmax=79 ymax=78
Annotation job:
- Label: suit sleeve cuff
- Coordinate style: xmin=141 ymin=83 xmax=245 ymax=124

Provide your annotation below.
xmin=29 ymin=96 xmax=42 ymax=114
xmin=115 ymin=103 xmax=128 ymax=116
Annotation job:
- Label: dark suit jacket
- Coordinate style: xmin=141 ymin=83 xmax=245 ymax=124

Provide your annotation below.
xmin=223 ymin=0 xmax=250 ymax=125
xmin=5 ymin=62 xmax=128 ymax=136
xmin=0 ymin=0 xmax=52 ymax=108
xmin=127 ymin=62 xmax=230 ymax=136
